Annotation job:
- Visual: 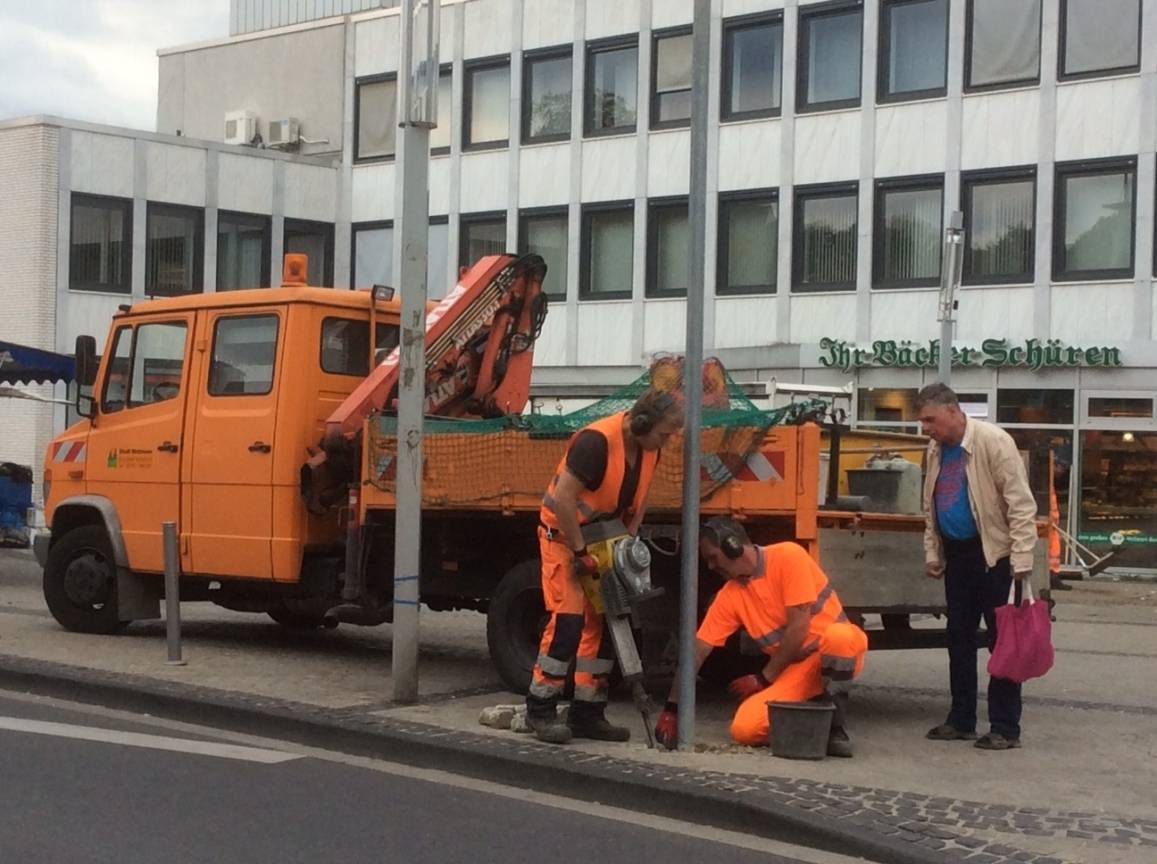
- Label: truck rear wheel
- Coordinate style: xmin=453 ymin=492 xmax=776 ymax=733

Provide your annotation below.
xmin=43 ymin=525 xmax=128 ymax=634
xmin=486 ymin=559 xmax=545 ymax=695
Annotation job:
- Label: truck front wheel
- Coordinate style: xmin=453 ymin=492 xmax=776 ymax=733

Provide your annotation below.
xmin=43 ymin=525 xmax=128 ymax=634
xmin=486 ymin=559 xmax=546 ymax=695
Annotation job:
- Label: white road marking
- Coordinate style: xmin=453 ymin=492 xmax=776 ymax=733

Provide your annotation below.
xmin=0 ymin=716 xmax=302 ymax=764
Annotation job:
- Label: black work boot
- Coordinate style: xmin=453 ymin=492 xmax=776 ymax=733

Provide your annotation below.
xmin=826 ymin=692 xmax=854 ymax=758
xmin=568 ymin=701 xmax=631 ymax=742
xmin=526 ymin=696 xmax=571 ymax=745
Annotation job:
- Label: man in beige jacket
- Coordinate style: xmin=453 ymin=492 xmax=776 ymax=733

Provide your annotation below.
xmin=918 ymin=383 xmax=1038 ymax=751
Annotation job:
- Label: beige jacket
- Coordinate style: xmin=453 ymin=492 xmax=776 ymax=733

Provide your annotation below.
xmin=923 ymin=417 xmax=1038 ymax=574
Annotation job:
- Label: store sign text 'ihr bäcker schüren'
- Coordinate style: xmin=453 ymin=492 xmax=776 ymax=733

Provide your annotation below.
xmin=819 ymin=338 xmax=1124 ymax=374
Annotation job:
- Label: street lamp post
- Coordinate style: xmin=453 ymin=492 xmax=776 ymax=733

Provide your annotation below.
xmin=937 ymin=211 xmax=964 ymax=386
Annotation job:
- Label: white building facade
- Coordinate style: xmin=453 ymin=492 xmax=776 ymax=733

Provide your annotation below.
xmin=1 ymin=0 xmax=1155 ymax=568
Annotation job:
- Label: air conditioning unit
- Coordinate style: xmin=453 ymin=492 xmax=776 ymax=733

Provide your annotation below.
xmin=267 ymin=117 xmax=300 ymax=148
xmin=224 ymin=110 xmax=257 ymax=146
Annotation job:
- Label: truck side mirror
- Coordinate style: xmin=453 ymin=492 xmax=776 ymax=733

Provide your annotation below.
xmin=74 ymin=335 xmax=98 ymax=419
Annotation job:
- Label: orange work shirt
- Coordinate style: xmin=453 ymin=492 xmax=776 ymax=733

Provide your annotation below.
xmin=697 ymin=542 xmax=846 ymax=653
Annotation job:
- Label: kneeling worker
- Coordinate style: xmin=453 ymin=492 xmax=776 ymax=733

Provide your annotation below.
xmin=655 ymin=516 xmax=868 ymax=756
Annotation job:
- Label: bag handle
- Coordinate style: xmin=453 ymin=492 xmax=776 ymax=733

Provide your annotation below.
xmin=1007 ymin=578 xmax=1034 ymax=605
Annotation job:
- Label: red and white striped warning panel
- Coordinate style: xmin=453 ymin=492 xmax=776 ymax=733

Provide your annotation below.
xmin=700 ymin=449 xmax=785 ymax=484
xmin=51 ymin=441 xmax=87 ymax=463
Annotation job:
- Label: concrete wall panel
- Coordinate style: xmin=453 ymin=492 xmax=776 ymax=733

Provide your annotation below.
xmin=713 ymin=296 xmax=778 ymax=349
xmin=464 ymin=0 xmax=515 ymax=59
xmin=145 ymin=143 xmax=207 ymax=207
xmin=217 ymin=152 xmax=275 ymax=214
xmin=791 ymin=293 xmax=856 ymax=342
xmin=961 ymin=91 xmax=1041 ymax=170
xmin=578 ymin=301 xmax=635 ymax=365
xmin=718 ymin=121 xmax=781 ymax=191
xmin=643 ymin=299 xmax=687 ymax=355
xmin=351 ymin=163 xmax=394 ymax=222
xmin=875 ymin=103 xmax=948 ymax=178
xmin=283 ymin=161 xmax=338 ymax=220
xmin=523 ymin=0 xmax=575 ymax=51
xmin=1055 ymin=78 xmax=1142 ymax=162
xmin=793 ymin=113 xmax=860 ymax=184
xmin=581 ymin=136 xmax=637 ymax=201
xmin=1051 ymin=283 xmax=1137 ymax=344
xmin=69 ymin=132 xmax=134 ymax=198
xmin=460 ymin=150 xmax=511 ymax=213
xmin=647 ymin=131 xmax=691 ymax=197
xmin=519 ymin=145 xmax=571 ymax=207
xmin=585 ymin=0 xmax=641 ymax=41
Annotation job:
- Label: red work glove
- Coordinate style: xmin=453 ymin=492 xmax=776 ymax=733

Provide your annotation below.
xmin=727 ymin=672 xmax=771 ymax=702
xmin=654 ymin=702 xmax=679 ymax=750
xmin=573 ymin=553 xmax=598 ymax=577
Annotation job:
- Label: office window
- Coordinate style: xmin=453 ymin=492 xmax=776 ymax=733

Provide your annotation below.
xmin=873 ymin=176 xmax=943 ymax=288
xmin=523 ymin=49 xmax=572 ymax=143
xmin=1059 ymin=0 xmax=1141 ymax=80
xmin=428 ymin=218 xmax=450 ymax=300
xmin=793 ymin=185 xmax=858 ymax=292
xmin=352 ymin=221 xmax=393 ymax=290
xmin=464 ymin=59 xmax=510 ymax=150
xmin=284 ymin=219 xmax=334 ymax=287
xmin=459 ymin=213 xmax=507 ymax=270
xmin=581 ymin=203 xmax=634 ymax=299
xmin=879 ymin=0 xmax=948 ymax=102
xmin=208 ymin=315 xmax=279 ymax=397
xmin=646 ymin=199 xmax=689 ymax=298
xmin=1053 ymin=159 xmax=1136 ymax=282
xmin=652 ymin=30 xmax=692 ymax=129
xmin=70 ymin=194 xmax=132 ymax=293
xmin=146 ymin=203 xmax=204 ymax=297
xmin=962 ymin=169 xmax=1036 ymax=285
xmin=797 ymin=2 xmax=863 ymax=113
xmin=430 ymin=66 xmax=453 ymax=153
xmin=965 ymin=0 xmax=1041 ymax=90
xmin=718 ymin=191 xmax=778 ymax=295
xmin=585 ymin=39 xmax=638 ymax=136
xmin=997 ymin=389 xmax=1074 ymax=425
xmin=217 ymin=211 xmax=270 ymax=291
xmin=520 ymin=209 xmax=568 ymax=299
xmin=355 ymin=75 xmax=397 ymax=161
xmin=722 ymin=14 xmax=783 ymax=121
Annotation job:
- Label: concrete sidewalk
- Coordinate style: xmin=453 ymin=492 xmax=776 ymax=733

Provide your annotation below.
xmin=2 ymin=548 xmax=1155 ymax=864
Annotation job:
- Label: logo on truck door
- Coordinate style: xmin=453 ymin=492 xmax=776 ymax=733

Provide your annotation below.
xmin=105 ymin=448 xmax=153 ymax=469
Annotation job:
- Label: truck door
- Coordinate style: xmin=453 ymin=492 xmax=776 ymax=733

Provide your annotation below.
xmin=85 ymin=317 xmax=191 ymax=572
xmin=185 ymin=310 xmax=284 ymax=579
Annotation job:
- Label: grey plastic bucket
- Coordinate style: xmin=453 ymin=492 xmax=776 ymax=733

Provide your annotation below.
xmin=767 ymin=701 xmax=834 ymax=760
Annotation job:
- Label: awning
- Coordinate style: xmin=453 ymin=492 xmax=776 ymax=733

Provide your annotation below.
xmin=0 ymin=341 xmax=75 ymax=385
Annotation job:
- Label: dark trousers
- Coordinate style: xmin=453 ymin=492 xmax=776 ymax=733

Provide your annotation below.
xmin=942 ymin=536 xmax=1023 ymax=739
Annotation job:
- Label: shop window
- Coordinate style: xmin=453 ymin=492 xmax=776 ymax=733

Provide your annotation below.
xmin=519 ymin=209 xmax=568 ymax=299
xmin=721 ymin=13 xmax=783 ymax=121
xmin=428 ymin=218 xmax=450 ymax=300
xmin=718 ymin=190 xmax=778 ymax=295
xmin=997 ymin=389 xmax=1074 ymax=425
xmin=1059 ymin=0 xmax=1141 ymax=80
xmin=523 ymin=49 xmax=572 ymax=144
xmin=1079 ymin=430 xmax=1157 ymax=570
xmin=645 ymin=199 xmax=689 ymax=298
xmin=585 ymin=39 xmax=638 ymax=136
xmin=430 ymin=66 xmax=453 ymax=154
xmin=464 ymin=59 xmax=510 ymax=150
xmin=352 ymin=221 xmax=394 ymax=290
xmin=146 ymin=203 xmax=204 ymax=297
xmin=879 ymin=0 xmax=948 ymax=103
xmin=965 ymin=0 xmax=1041 ymax=91
xmin=459 ymin=213 xmax=507 ymax=270
xmin=580 ymin=202 xmax=634 ymax=299
xmin=873 ymin=176 xmax=943 ymax=288
xmin=284 ymin=219 xmax=334 ymax=287
xmin=793 ymin=184 xmax=858 ymax=292
xmin=217 ymin=211 xmax=270 ymax=291
xmin=858 ymin=388 xmax=918 ymax=423
xmin=1007 ymin=429 xmax=1073 ymax=518
xmin=957 ymin=392 xmax=990 ymax=419
xmin=962 ymin=169 xmax=1036 ymax=285
xmin=70 ymin=194 xmax=132 ymax=293
xmin=652 ymin=29 xmax=692 ymax=129
xmin=1053 ymin=158 xmax=1136 ymax=282
xmin=320 ymin=317 xmax=401 ymax=376
xmin=797 ymin=2 xmax=863 ymax=113
xmin=1088 ymin=397 xmax=1153 ymax=419
xmin=208 ymin=315 xmax=278 ymax=397
xmin=355 ymin=75 xmax=397 ymax=161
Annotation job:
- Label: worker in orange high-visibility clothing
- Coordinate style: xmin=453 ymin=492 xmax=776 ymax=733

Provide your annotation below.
xmin=526 ymin=389 xmax=684 ymax=745
xmin=654 ymin=516 xmax=868 ymax=756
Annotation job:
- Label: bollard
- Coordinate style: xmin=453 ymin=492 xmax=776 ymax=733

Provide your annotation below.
xmin=162 ymin=521 xmax=186 ymax=666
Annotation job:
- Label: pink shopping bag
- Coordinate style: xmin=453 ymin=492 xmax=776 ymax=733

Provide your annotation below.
xmin=987 ymin=579 xmax=1054 ymax=683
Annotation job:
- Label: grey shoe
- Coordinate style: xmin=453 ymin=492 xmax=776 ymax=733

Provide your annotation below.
xmin=926 ymin=723 xmax=978 ymax=741
xmin=827 ymin=726 xmax=853 ymax=758
xmin=974 ymin=733 xmax=1021 ymax=751
xmin=528 ymin=714 xmax=572 ymax=745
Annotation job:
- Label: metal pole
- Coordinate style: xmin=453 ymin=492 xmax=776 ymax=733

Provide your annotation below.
xmin=677 ymin=0 xmax=711 ymax=751
xmin=937 ymin=211 xmax=964 ymax=385
xmin=391 ymin=0 xmax=434 ymax=703
xmin=162 ymin=521 xmax=185 ymax=666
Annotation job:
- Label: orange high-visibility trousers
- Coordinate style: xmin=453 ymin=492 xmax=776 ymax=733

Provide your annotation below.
xmin=527 ymin=530 xmax=614 ymax=709
xmin=730 ymin=620 xmax=868 ymax=746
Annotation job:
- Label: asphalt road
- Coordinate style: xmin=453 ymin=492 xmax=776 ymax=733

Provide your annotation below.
xmin=0 ymin=692 xmax=849 ymax=864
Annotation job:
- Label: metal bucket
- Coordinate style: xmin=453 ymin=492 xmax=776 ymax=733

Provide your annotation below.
xmin=767 ymin=701 xmax=834 ymax=760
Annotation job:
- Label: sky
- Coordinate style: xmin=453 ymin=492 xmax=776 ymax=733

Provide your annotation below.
xmin=0 ymin=0 xmax=231 ymax=131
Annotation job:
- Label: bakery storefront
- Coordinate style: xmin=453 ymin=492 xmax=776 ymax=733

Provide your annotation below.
xmin=811 ymin=336 xmax=1157 ymax=574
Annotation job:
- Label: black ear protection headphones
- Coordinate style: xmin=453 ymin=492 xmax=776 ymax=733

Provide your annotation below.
xmin=705 ymin=516 xmax=746 ymax=560
xmin=629 ymin=391 xmax=677 ymax=436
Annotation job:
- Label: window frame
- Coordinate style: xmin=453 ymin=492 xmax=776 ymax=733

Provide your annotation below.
xmin=872 ymin=173 xmax=945 ymax=290
xmin=145 ymin=201 xmax=205 ymax=298
xmin=458 ymin=211 xmax=508 ymax=270
xmin=216 ymin=209 xmax=271 ymax=291
xmin=283 ymin=218 xmax=335 ymax=287
xmin=431 ymin=64 xmax=453 ymax=156
xmin=650 ymin=26 xmax=693 ymax=131
xmin=1058 ymin=0 xmax=1143 ymax=82
xmin=645 ymin=196 xmax=690 ymax=299
xmin=521 ymin=46 xmax=573 ymax=145
xmin=963 ymin=0 xmax=1042 ymax=93
xmin=353 ymin=72 xmax=398 ymax=163
xmin=584 ymin=36 xmax=640 ymax=139
xmin=1052 ymin=156 xmax=1138 ymax=283
xmin=960 ymin=166 xmax=1037 ymax=286
xmin=351 ymin=219 xmax=394 ymax=291
xmin=518 ymin=206 xmax=570 ymax=300
xmin=580 ymin=200 xmax=635 ymax=301
xmin=462 ymin=55 xmax=511 ymax=152
xmin=207 ymin=313 xmax=280 ymax=398
xmin=796 ymin=0 xmax=864 ymax=115
xmin=792 ymin=182 xmax=860 ymax=293
xmin=877 ymin=0 xmax=949 ymax=104
xmin=717 ymin=188 xmax=779 ymax=296
xmin=319 ymin=316 xmax=401 ymax=377
xmin=99 ymin=325 xmax=133 ymax=414
xmin=99 ymin=320 xmax=189 ymax=413
xmin=720 ymin=12 xmax=785 ymax=123
xmin=69 ymin=193 xmax=133 ymax=294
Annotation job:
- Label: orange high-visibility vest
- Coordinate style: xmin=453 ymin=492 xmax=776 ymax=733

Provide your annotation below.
xmin=540 ymin=412 xmax=658 ymax=532
xmin=1048 ymin=450 xmax=1062 ymax=573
